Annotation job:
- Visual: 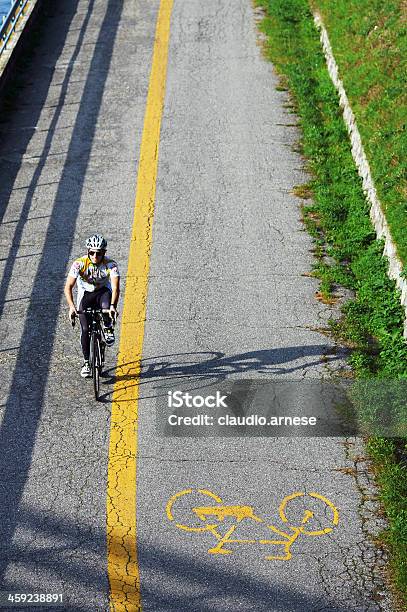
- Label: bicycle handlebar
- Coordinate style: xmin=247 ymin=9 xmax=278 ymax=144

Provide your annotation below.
xmin=71 ymin=308 xmax=118 ymax=328
xmin=76 ymin=308 xmax=112 ymax=314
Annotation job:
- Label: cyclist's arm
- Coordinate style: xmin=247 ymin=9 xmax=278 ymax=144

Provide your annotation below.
xmin=110 ymin=275 xmax=120 ymax=308
xmin=64 ymin=275 xmax=77 ymax=310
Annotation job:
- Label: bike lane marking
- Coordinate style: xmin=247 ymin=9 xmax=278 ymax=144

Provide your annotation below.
xmin=165 ymin=489 xmax=340 ymax=561
xmin=106 ymin=0 xmax=174 ymax=609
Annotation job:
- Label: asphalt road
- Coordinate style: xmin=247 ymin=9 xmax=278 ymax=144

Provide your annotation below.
xmin=0 ymin=1 xmax=394 ymax=611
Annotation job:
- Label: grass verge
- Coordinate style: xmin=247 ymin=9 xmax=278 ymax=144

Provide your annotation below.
xmin=254 ymin=0 xmax=407 ymax=603
xmin=313 ymin=0 xmax=407 ymax=266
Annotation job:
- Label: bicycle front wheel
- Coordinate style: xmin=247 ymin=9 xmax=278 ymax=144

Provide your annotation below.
xmin=91 ymin=332 xmax=100 ymax=401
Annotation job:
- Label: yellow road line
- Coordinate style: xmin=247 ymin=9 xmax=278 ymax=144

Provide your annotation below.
xmin=107 ymin=1 xmax=174 ymax=609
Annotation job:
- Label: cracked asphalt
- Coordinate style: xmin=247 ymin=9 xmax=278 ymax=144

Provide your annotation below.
xmin=0 ymin=0 xmax=395 ymax=610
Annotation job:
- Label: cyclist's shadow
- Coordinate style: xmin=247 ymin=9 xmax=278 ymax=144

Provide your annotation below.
xmin=97 ymin=345 xmax=341 ymax=402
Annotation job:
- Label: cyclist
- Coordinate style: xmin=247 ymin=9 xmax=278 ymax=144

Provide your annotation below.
xmin=64 ymin=234 xmax=120 ymax=378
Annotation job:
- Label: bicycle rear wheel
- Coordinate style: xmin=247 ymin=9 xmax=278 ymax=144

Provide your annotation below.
xmin=91 ymin=332 xmax=100 ymax=401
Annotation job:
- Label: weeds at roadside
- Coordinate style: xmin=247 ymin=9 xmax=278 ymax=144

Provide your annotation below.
xmin=255 ymin=0 xmax=407 ymax=602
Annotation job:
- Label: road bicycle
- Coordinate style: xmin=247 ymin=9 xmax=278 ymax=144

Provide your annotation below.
xmin=74 ymin=308 xmax=114 ymax=401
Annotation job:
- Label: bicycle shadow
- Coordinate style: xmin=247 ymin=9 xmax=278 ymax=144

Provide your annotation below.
xmin=97 ymin=344 xmax=343 ymax=403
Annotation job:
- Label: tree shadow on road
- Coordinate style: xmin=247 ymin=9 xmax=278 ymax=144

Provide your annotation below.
xmin=0 ymin=501 xmax=350 ymax=612
xmin=0 ymin=0 xmax=124 ymax=585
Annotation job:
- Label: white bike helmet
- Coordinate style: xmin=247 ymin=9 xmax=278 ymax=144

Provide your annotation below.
xmin=86 ymin=233 xmax=107 ymax=251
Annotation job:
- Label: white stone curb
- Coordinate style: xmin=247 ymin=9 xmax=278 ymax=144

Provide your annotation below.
xmin=313 ymin=10 xmax=407 ymax=339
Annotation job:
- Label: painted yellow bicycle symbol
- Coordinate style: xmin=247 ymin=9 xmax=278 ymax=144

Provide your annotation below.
xmin=166 ymin=489 xmax=339 ymax=561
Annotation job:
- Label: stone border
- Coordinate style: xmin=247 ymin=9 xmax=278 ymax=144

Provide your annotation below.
xmin=313 ymin=10 xmax=407 ymax=339
xmin=0 ymin=0 xmax=43 ymax=103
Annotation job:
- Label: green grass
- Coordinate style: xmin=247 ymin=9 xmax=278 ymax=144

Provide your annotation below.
xmin=313 ymin=0 xmax=407 ymax=267
xmin=367 ymin=437 xmax=407 ymax=600
xmin=254 ymin=0 xmax=407 ymax=603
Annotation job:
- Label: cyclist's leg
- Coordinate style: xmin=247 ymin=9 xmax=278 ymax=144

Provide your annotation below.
xmin=79 ymin=292 xmax=96 ymax=361
xmin=96 ymin=287 xmax=112 ymax=328
xmin=90 ymin=287 xmax=113 ymax=349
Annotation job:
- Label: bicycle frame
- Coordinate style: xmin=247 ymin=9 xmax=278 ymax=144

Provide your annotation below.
xmin=76 ymin=308 xmax=110 ymax=400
